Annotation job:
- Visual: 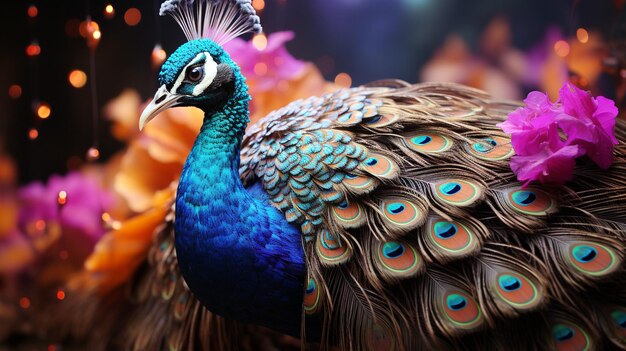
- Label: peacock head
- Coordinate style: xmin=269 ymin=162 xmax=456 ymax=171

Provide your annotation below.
xmin=139 ymin=0 xmax=261 ymax=130
xmin=140 ymin=39 xmax=246 ymax=130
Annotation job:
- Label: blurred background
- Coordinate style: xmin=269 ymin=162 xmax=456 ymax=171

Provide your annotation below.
xmin=0 ymin=0 xmax=624 ymax=184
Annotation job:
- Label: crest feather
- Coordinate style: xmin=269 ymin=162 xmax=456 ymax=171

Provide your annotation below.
xmin=160 ymin=0 xmax=262 ymax=44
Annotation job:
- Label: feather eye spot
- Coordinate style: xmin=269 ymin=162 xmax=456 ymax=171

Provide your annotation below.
xmin=505 ymin=188 xmax=554 ymax=215
xmin=337 ymin=111 xmax=363 ymax=125
xmin=428 ymin=219 xmax=478 ymax=256
xmin=366 ymin=158 xmax=379 ymax=166
xmin=344 ymin=173 xmax=377 ymax=190
xmin=512 ymin=190 xmax=537 ymax=206
xmin=364 ymin=115 xmax=382 ymax=124
xmin=568 ymin=243 xmax=618 ymax=276
xmin=376 ymin=241 xmax=421 ymax=277
xmin=553 ymin=325 xmax=574 ymax=342
xmin=361 ymin=154 xmax=398 ymax=179
xmin=321 ymin=231 xmax=340 ymax=250
xmin=434 ymin=180 xmax=481 ymax=207
xmin=381 ymin=199 xmax=422 ymax=228
xmin=611 ymin=310 xmax=626 ymax=328
xmin=306 ymin=278 xmax=316 ymax=294
xmin=332 ymin=201 xmax=365 ymax=228
xmin=382 ymin=242 xmax=405 ymax=259
xmin=317 ymin=230 xmax=350 ymax=264
xmin=498 ymin=275 xmax=521 ymax=291
xmin=404 ymin=133 xmax=452 ymax=153
xmin=467 ymin=136 xmax=513 ymax=161
xmin=572 ymin=245 xmax=597 ymax=263
xmin=472 ymin=138 xmax=497 ymax=153
xmin=441 ymin=182 xmax=462 ymax=195
xmin=551 ymin=324 xmax=591 ymax=351
xmin=442 ymin=291 xmax=483 ymax=329
xmin=303 ymin=278 xmax=320 ymax=314
xmin=412 ymin=135 xmax=432 ymax=145
xmin=494 ymin=272 xmax=540 ymax=309
xmin=447 ymin=294 xmax=467 ymax=311
xmin=362 ymin=114 xmax=398 ymax=127
xmin=434 ymin=221 xmax=458 ymax=239
xmin=387 ymin=202 xmax=405 ymax=214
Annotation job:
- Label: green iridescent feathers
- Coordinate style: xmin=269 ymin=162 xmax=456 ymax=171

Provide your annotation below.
xmin=240 ymin=81 xmax=626 ymax=350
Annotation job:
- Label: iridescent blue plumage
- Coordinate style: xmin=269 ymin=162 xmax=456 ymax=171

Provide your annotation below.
xmin=164 ymin=39 xmax=307 ymax=336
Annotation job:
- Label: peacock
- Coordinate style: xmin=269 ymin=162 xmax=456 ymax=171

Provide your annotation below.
xmin=56 ymin=0 xmax=626 ymax=350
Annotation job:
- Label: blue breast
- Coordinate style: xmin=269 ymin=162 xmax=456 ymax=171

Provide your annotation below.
xmin=175 ymin=165 xmax=307 ymax=337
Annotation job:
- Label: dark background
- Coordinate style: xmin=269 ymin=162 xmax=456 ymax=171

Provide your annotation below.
xmin=0 ymin=0 xmax=624 ymax=183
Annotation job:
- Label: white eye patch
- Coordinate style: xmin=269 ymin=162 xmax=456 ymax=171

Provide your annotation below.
xmin=172 ymin=52 xmax=219 ymax=96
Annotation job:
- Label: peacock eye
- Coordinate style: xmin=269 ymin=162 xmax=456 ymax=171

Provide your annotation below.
xmin=186 ymin=65 xmax=204 ymax=82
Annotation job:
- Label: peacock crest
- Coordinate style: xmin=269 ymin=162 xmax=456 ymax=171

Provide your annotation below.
xmin=160 ymin=0 xmax=261 ymax=44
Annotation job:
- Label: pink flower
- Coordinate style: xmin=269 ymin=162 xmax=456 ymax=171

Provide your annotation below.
xmin=558 ymin=83 xmax=619 ymax=169
xmin=224 ymin=31 xmax=305 ymax=92
xmin=18 ymin=172 xmax=113 ymax=245
xmin=499 ymin=91 xmax=561 ymax=155
xmin=510 ymin=124 xmax=582 ymax=185
xmin=498 ymin=83 xmax=619 ymax=185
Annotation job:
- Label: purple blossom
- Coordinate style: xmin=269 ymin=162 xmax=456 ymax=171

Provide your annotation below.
xmin=224 ymin=31 xmax=305 ymax=92
xmin=18 ymin=172 xmax=113 ymax=243
xmin=498 ymin=83 xmax=619 ymax=185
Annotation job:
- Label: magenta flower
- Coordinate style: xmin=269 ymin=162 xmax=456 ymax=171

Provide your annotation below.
xmin=558 ymin=83 xmax=619 ymax=169
xmin=499 ymin=83 xmax=619 ymax=185
xmin=224 ymin=31 xmax=305 ymax=92
xmin=18 ymin=172 xmax=113 ymax=245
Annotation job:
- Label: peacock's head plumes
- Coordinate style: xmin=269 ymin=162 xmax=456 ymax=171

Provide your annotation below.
xmin=140 ymin=0 xmax=261 ymax=130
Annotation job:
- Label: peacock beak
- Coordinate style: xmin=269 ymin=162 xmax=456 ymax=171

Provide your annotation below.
xmin=139 ymin=85 xmax=183 ymax=131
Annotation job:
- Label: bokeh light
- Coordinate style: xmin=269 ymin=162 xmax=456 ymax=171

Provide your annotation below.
xmin=252 ymin=0 xmax=265 ymax=11
xmin=36 ymin=103 xmax=51 ymax=119
xmin=19 ymin=297 xmax=31 ymax=309
xmin=81 ymin=20 xmax=102 ymax=49
xmin=104 ymin=4 xmax=115 ymax=19
xmin=101 ymin=212 xmax=111 ymax=222
xmin=334 ymin=72 xmax=352 ymax=88
xmin=576 ymin=28 xmax=589 ymax=44
xmin=252 ymin=33 xmax=267 ymax=51
xmin=57 ymin=191 xmax=67 ymax=205
xmin=27 ymin=5 xmax=38 ymax=18
xmin=254 ymin=62 xmax=268 ymax=76
xmin=68 ymin=70 xmax=88 ymax=88
xmin=151 ymin=44 xmax=167 ymax=68
xmin=28 ymin=128 xmax=39 ymax=140
xmin=26 ymin=42 xmax=41 ymax=57
xmin=87 ymin=147 xmax=100 ymax=161
xmin=35 ymin=219 xmax=46 ymax=231
xmin=79 ymin=20 xmax=100 ymax=38
xmin=8 ymin=84 xmax=22 ymax=99
xmin=553 ymin=40 xmax=570 ymax=57
xmin=124 ymin=8 xmax=142 ymax=26
xmin=56 ymin=289 xmax=66 ymax=301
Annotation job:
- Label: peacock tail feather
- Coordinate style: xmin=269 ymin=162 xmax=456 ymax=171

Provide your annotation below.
xmin=237 ymin=81 xmax=626 ymax=350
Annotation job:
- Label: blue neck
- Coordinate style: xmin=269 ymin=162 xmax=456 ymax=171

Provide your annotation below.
xmin=174 ymin=95 xmax=307 ymax=336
